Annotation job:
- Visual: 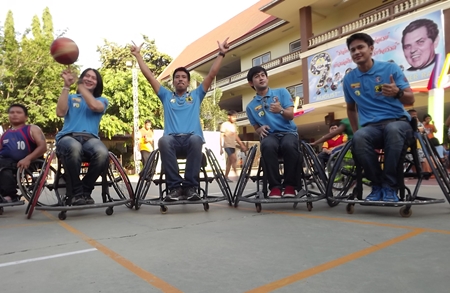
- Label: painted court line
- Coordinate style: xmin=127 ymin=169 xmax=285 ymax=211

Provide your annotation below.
xmin=246 ymin=229 xmax=424 ymax=293
xmin=0 ymin=248 xmax=97 ymax=268
xmin=42 ymin=211 xmax=183 ymax=293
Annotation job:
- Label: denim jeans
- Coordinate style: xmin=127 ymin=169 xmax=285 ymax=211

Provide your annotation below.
xmin=56 ymin=135 xmax=109 ymax=197
xmin=260 ymin=133 xmax=301 ymax=190
xmin=158 ymin=134 xmax=203 ymax=190
xmin=352 ymin=120 xmax=413 ymax=190
xmin=0 ymin=157 xmax=18 ymax=197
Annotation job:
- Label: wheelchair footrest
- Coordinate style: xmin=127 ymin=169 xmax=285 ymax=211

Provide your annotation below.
xmin=237 ymin=194 xmax=325 ymax=204
xmin=0 ymin=200 xmax=25 ymax=207
xmin=139 ymin=196 xmax=226 ymax=206
xmin=35 ymin=199 xmax=130 ymax=211
xmin=337 ymin=198 xmax=445 ymax=206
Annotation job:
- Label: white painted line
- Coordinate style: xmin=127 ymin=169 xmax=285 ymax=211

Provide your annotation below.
xmin=0 ymin=248 xmax=97 ymax=268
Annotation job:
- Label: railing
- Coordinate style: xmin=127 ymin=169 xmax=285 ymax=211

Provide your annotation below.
xmin=209 ymin=50 xmax=301 ymax=91
xmin=236 ymin=111 xmax=248 ymax=121
xmin=308 ymin=0 xmax=441 ymax=49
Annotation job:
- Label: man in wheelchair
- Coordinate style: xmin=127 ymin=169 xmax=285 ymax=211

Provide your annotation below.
xmin=55 ymin=68 xmax=109 ymax=206
xmin=246 ymin=66 xmax=302 ymax=198
xmin=0 ymin=104 xmax=47 ymax=203
xmin=344 ymin=33 xmax=415 ymax=202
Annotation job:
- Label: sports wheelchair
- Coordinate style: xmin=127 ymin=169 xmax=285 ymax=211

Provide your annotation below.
xmin=325 ymin=131 xmax=449 ymax=217
xmin=233 ymin=141 xmax=328 ymax=213
xmin=26 ymin=151 xmax=134 ymax=220
xmin=133 ymin=147 xmax=232 ymax=213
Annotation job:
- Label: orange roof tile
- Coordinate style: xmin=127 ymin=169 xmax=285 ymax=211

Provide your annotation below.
xmin=158 ymin=0 xmax=276 ymax=81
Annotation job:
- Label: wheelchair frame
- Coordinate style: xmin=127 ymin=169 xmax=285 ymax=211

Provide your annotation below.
xmin=325 ymin=133 xmax=448 ymax=217
xmin=133 ymin=147 xmax=232 ymax=213
xmin=26 ymin=151 xmax=134 ymax=220
xmin=233 ymin=141 xmax=328 ymax=213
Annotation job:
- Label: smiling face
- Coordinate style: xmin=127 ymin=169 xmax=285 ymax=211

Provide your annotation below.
xmin=173 ymin=70 xmax=189 ymax=93
xmin=348 ymin=39 xmax=374 ymax=68
xmin=80 ymin=69 xmax=98 ymax=93
xmin=402 ymin=26 xmax=438 ymax=70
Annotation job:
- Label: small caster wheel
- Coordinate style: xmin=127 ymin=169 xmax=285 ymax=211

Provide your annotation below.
xmin=160 ymin=206 xmax=168 ymax=214
xmin=203 ymin=203 xmax=209 ymax=211
xmin=105 ymin=207 xmax=114 ymax=216
xmin=0 ymin=207 xmax=4 ymax=215
xmin=346 ymin=204 xmax=354 ymax=214
xmin=293 ymin=202 xmax=298 ymax=209
xmin=58 ymin=211 xmax=67 ymax=220
xmin=399 ymin=206 xmax=412 ymax=218
xmin=307 ymin=202 xmax=313 ymax=212
xmin=255 ymin=203 xmax=262 ymax=213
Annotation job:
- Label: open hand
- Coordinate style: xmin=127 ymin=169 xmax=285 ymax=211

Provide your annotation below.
xmin=256 ymin=125 xmax=270 ymax=138
xmin=61 ymin=69 xmax=76 ymax=87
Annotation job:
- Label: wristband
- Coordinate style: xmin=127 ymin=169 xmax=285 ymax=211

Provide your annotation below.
xmin=62 ymin=87 xmax=70 ymax=91
xmin=218 ymin=52 xmax=225 ymax=57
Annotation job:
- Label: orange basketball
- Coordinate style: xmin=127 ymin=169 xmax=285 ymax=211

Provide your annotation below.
xmin=50 ymin=37 xmax=79 ymax=65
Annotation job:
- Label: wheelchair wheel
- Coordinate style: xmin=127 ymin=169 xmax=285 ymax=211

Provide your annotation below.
xmin=418 ymin=134 xmax=450 ymax=203
xmin=26 ymin=152 xmax=59 ymax=219
xmin=17 ymin=159 xmax=45 ymax=202
xmin=325 ymin=141 xmax=356 ymax=207
xmin=205 ymin=148 xmax=232 ymax=205
xmin=233 ymin=145 xmax=258 ymax=206
xmin=107 ymin=152 xmax=134 ymax=208
xmin=300 ymin=141 xmax=327 ymax=195
xmin=134 ymin=150 xmax=159 ymax=210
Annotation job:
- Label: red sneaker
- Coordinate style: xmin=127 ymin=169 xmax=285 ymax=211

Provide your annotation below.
xmin=269 ymin=187 xmax=282 ymax=198
xmin=283 ymin=186 xmax=296 ymax=198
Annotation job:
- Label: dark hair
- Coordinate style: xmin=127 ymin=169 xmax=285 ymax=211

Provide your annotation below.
xmin=423 ymin=114 xmax=432 ymax=121
xmin=429 ymin=137 xmax=440 ymax=146
xmin=329 ymin=122 xmax=340 ymax=129
xmin=8 ymin=103 xmax=28 ymax=116
xmin=407 ymin=109 xmax=417 ymax=114
xmin=173 ymin=67 xmax=190 ymax=81
xmin=144 ymin=119 xmax=151 ymax=124
xmin=227 ymin=110 xmax=237 ymax=116
xmin=402 ymin=19 xmax=439 ymax=46
xmin=78 ymin=68 xmax=103 ymax=97
xmin=247 ymin=66 xmax=268 ymax=82
xmin=346 ymin=33 xmax=374 ymax=49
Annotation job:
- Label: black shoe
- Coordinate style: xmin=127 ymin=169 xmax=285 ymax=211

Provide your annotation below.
xmin=186 ymin=187 xmax=201 ymax=201
xmin=84 ymin=195 xmax=95 ymax=204
xmin=71 ymin=195 xmax=86 ymax=206
xmin=165 ymin=187 xmax=182 ymax=202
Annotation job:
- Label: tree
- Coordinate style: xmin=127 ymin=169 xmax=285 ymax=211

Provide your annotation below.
xmin=97 ymin=36 xmax=172 ymax=138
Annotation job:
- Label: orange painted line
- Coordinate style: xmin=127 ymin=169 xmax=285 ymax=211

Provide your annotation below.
xmin=246 ymin=229 xmax=424 ymax=293
xmin=42 ymin=212 xmax=182 ymax=293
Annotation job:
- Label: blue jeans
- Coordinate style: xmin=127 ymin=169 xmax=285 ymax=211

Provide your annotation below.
xmin=56 ymin=135 xmax=109 ymax=197
xmin=158 ymin=134 xmax=204 ymax=190
xmin=260 ymin=133 xmax=301 ymax=190
xmin=352 ymin=120 xmax=413 ymax=190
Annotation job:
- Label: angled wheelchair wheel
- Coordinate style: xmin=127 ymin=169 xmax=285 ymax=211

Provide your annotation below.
xmin=205 ymin=148 xmax=232 ymax=205
xmin=325 ymin=141 xmax=356 ymax=207
xmin=233 ymin=145 xmax=258 ymax=206
xmin=26 ymin=152 xmax=59 ymax=219
xmin=107 ymin=152 xmax=134 ymax=209
xmin=17 ymin=159 xmax=45 ymax=202
xmin=300 ymin=141 xmax=327 ymax=195
xmin=134 ymin=150 xmax=159 ymax=210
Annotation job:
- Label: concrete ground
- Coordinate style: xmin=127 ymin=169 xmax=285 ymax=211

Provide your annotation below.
xmin=1 ymin=176 xmax=450 ymax=293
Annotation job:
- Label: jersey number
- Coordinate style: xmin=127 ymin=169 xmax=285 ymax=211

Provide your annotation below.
xmin=17 ymin=141 xmax=26 ymax=150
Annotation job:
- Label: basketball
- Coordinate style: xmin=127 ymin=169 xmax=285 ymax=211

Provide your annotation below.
xmin=50 ymin=37 xmax=79 ymax=65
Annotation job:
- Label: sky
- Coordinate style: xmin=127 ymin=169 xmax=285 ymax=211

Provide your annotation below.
xmin=1 ymin=0 xmax=260 ymax=70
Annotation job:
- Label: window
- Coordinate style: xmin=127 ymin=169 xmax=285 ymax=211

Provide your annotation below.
xmin=252 ymin=52 xmax=271 ymax=66
xmin=289 ymin=40 xmax=301 ymax=53
xmin=287 ymin=84 xmax=304 ymax=109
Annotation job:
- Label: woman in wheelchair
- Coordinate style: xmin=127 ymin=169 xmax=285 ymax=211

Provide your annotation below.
xmin=0 ymin=104 xmax=47 ymax=203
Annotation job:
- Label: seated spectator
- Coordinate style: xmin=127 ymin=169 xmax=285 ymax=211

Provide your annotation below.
xmin=316 ymin=122 xmax=348 ymax=167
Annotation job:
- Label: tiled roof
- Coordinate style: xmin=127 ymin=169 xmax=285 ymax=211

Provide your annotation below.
xmin=158 ymin=0 xmax=275 ymax=81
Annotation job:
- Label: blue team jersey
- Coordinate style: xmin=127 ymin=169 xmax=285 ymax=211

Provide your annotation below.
xmin=55 ymin=94 xmax=108 ymax=141
xmin=343 ymin=60 xmax=411 ymax=126
xmin=246 ymin=88 xmax=297 ymax=134
xmin=0 ymin=125 xmax=37 ymax=161
xmin=158 ymin=84 xmax=206 ymax=140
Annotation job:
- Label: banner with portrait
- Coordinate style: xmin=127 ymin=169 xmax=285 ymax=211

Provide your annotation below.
xmin=307 ymin=10 xmax=445 ymax=103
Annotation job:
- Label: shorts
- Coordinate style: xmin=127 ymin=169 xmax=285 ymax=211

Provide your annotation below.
xmin=224 ymin=147 xmax=235 ymax=156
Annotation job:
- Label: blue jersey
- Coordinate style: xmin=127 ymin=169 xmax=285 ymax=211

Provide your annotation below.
xmin=55 ymin=94 xmax=108 ymax=141
xmin=343 ymin=60 xmax=411 ymax=126
xmin=0 ymin=125 xmax=37 ymax=161
xmin=246 ymin=88 xmax=297 ymax=134
xmin=158 ymin=84 xmax=206 ymax=141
